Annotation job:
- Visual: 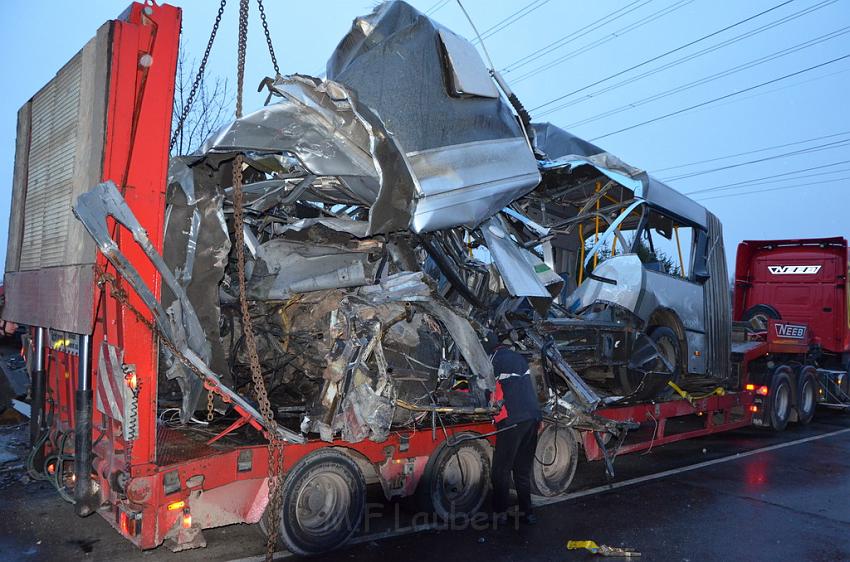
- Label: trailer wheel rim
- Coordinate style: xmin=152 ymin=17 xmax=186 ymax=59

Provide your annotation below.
xmin=541 ymin=436 xmax=570 ymax=484
xmin=295 ymin=472 xmax=351 ymax=535
xmin=439 ymin=447 xmax=482 ymax=507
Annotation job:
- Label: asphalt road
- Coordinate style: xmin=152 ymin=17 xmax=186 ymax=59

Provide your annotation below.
xmin=2 ymin=410 xmax=850 ymax=562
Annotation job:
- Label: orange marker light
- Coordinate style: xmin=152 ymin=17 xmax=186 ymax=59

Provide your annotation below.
xmin=749 ymin=405 xmax=759 ymax=413
xmin=182 ymin=509 xmax=192 ymax=529
xmin=126 ymin=372 xmax=138 ymax=391
xmin=167 ymin=500 xmax=185 ymax=511
xmin=757 ymin=386 xmax=769 ymax=396
xmin=745 ymin=384 xmax=755 ymax=391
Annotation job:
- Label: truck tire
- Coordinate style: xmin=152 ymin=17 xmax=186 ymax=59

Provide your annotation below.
xmin=620 ymin=325 xmax=681 ymax=400
xmin=417 ymin=439 xmax=490 ymax=521
xmin=742 ymin=304 xmax=780 ymax=331
xmin=262 ymin=449 xmax=366 ymax=556
xmin=768 ymin=369 xmax=793 ymax=432
xmin=796 ymin=366 xmax=817 ymax=425
xmin=531 ymin=424 xmax=578 ymax=497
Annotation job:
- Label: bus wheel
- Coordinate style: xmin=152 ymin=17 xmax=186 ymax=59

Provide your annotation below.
xmin=768 ymin=369 xmax=793 ymax=432
xmin=417 ymin=439 xmax=490 ymax=521
xmin=263 ymin=449 xmax=365 ymax=556
xmin=531 ymin=424 xmax=578 ymax=497
xmin=796 ymin=366 xmax=817 ymax=425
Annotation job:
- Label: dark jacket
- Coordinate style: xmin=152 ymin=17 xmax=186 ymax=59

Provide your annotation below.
xmin=491 ymin=347 xmax=542 ymax=427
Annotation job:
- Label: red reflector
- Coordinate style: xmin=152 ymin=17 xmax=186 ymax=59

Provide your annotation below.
xmin=126 ymin=372 xmax=138 ymax=391
xmin=749 ymin=405 xmax=759 ymax=413
xmin=119 ymin=510 xmax=141 ymax=537
xmin=757 ymin=386 xmax=769 ymax=396
xmin=745 ymin=384 xmax=755 ymax=391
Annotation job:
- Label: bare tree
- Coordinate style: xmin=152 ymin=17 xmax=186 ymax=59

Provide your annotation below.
xmin=171 ymin=49 xmax=234 ymax=156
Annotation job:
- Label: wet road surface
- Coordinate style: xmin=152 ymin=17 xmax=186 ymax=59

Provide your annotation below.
xmin=2 ymin=410 xmax=849 ymax=562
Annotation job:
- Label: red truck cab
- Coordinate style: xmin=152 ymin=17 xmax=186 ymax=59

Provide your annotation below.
xmin=734 ymin=237 xmax=850 ymax=410
xmin=734 ymin=237 xmax=849 ymax=358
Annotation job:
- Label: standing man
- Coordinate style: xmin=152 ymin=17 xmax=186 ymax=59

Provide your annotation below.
xmin=483 ymin=331 xmax=542 ymax=525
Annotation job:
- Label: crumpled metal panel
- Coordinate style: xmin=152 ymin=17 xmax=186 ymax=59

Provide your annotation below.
xmin=407 ymin=138 xmax=540 ymax=233
xmin=250 ymin=238 xmax=381 ymax=299
xmin=325 ymin=1 xmax=539 ymax=233
xmin=202 ymin=76 xmax=418 ymax=236
xmin=436 ymin=29 xmax=499 ymax=98
xmin=201 ymin=77 xmax=375 ymax=180
xmin=480 ymin=215 xmax=550 ymax=298
xmin=567 ymin=255 xmax=644 ymax=315
xmin=163 ymin=157 xmax=232 ymax=389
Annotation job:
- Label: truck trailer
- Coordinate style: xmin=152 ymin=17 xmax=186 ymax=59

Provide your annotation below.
xmin=2 ymin=1 xmax=842 ymax=557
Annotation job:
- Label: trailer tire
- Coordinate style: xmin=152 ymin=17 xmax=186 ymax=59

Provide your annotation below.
xmin=768 ymin=369 xmax=793 ymax=432
xmin=531 ymin=424 xmax=578 ymax=497
xmin=742 ymin=304 xmax=780 ymax=331
xmin=796 ymin=367 xmax=817 ymax=425
xmin=417 ymin=439 xmax=490 ymax=521
xmin=262 ymin=449 xmax=365 ymax=556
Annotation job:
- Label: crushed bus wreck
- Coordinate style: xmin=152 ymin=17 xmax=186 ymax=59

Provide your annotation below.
xmin=71 ymin=1 xmax=728 ymax=449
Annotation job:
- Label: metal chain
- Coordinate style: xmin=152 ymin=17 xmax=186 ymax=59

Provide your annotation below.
xmin=170 ymin=0 xmax=227 ymax=153
xmin=256 ymin=0 xmax=280 ymax=76
xmin=236 ymin=0 xmax=249 ymax=119
xmin=232 ymin=156 xmax=286 ymax=561
xmin=206 ymin=387 xmax=215 ymax=422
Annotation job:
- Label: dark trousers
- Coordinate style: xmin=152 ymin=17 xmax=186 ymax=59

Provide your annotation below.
xmin=491 ymin=419 xmax=538 ymax=515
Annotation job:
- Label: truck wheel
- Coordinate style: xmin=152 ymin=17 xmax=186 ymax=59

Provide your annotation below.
xmin=742 ymin=304 xmax=780 ymax=331
xmin=531 ymin=425 xmax=578 ymax=497
xmin=417 ymin=439 xmax=490 ymax=521
xmin=796 ymin=367 xmax=817 ymax=425
xmin=263 ymin=449 xmax=365 ymax=556
xmin=768 ymin=369 xmax=793 ymax=432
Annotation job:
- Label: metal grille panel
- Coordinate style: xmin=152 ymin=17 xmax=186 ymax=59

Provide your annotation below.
xmin=19 ymin=53 xmax=83 ymax=270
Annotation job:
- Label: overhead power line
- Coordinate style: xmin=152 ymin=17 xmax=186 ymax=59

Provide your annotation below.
xmin=532 ymin=0 xmax=834 ymax=117
xmin=513 ymin=0 xmax=696 ymax=84
xmin=588 ymin=53 xmax=850 ymax=141
xmin=502 ymin=0 xmax=649 ymax=72
xmin=562 ymin=26 xmax=850 ymax=130
xmin=682 ymin=159 xmax=850 ymax=195
xmin=662 ymin=139 xmax=850 ymax=181
xmin=651 ymin=129 xmax=850 ymax=173
xmin=694 ymin=176 xmax=850 ymax=201
xmin=425 ymin=0 xmax=451 ymax=16
xmin=472 ymin=0 xmax=553 ymax=44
